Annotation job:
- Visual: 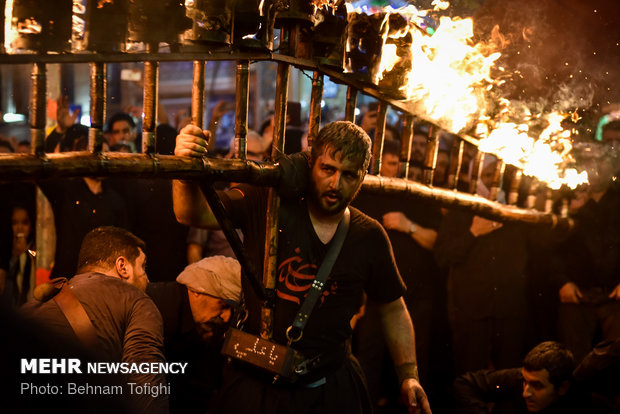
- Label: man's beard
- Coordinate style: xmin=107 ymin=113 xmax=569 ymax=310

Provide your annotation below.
xmin=413 ymin=152 xmax=425 ymax=164
xmin=309 ymin=186 xmax=349 ymax=217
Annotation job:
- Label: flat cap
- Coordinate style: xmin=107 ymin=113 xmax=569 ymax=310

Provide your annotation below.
xmin=176 ymin=256 xmax=242 ymax=305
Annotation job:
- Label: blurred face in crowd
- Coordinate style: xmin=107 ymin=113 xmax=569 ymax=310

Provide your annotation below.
xmin=522 ymin=368 xmax=563 ymax=412
xmin=360 ymin=109 xmax=377 ymax=133
xmin=411 ymin=134 xmax=427 ymax=163
xmin=17 ymin=142 xmax=30 ymax=153
xmin=110 ymin=119 xmax=136 ymax=147
xmin=11 ymin=207 xmax=31 ymax=242
xmin=246 ymin=132 xmax=265 ymax=162
xmin=309 ymin=146 xmax=365 ymax=218
xmin=408 ymin=165 xmax=423 ymax=182
xmin=384 ymin=128 xmax=397 ymax=142
xmin=381 ymin=153 xmax=399 ymax=178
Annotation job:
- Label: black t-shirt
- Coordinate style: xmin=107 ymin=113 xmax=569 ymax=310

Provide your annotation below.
xmin=435 ymin=209 xmax=529 ymax=319
xmin=220 ymin=184 xmax=405 ymax=354
xmin=38 ymin=178 xmax=129 ymax=278
xmin=561 ymin=185 xmax=620 ymax=290
xmin=107 ymin=178 xmax=189 ymax=282
xmin=353 ymin=189 xmax=442 ymax=300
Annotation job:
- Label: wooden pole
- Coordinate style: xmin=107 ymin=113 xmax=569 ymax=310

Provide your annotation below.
xmin=307 ymin=71 xmax=323 ymax=149
xmin=89 ymin=62 xmax=106 ymax=153
xmin=233 ymin=60 xmax=250 ymax=159
xmin=142 ymin=49 xmax=158 ymax=154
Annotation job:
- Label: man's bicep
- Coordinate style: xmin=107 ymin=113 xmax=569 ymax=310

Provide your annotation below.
xmin=172 ymin=180 xmax=219 ymax=228
xmin=122 ymin=297 xmax=169 ymax=411
xmin=378 ymin=296 xmax=407 ymax=317
xmin=122 ymin=298 xmax=166 ymax=364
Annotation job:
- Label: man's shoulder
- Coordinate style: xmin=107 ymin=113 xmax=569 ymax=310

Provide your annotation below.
xmin=72 ymin=272 xmax=139 ymax=289
xmin=73 ymin=275 xmax=164 ymax=331
xmin=350 ymin=206 xmax=384 ymax=233
xmin=346 ymin=207 xmax=394 ymax=251
xmin=71 ymin=273 xmax=154 ymax=306
xmin=227 ymin=183 xmax=268 ymax=198
xmin=220 ymin=184 xmax=269 ymax=213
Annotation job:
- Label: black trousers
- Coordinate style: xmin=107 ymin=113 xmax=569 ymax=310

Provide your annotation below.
xmin=213 ymin=354 xmax=372 ymax=414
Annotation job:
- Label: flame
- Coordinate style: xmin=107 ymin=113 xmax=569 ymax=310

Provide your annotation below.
xmin=378 ymin=43 xmax=399 ymax=75
xmin=478 ymin=111 xmax=588 ymax=189
xmin=72 ymin=0 xmax=87 ymax=44
xmin=405 ymin=16 xmax=501 ymax=132
xmin=4 ymin=0 xmax=14 ymax=52
xmin=431 ymin=0 xmax=450 ymax=11
xmin=367 ymin=6 xmax=500 ymax=132
xmin=362 ymin=3 xmax=589 ymax=190
xmin=4 ymin=0 xmax=45 ymax=53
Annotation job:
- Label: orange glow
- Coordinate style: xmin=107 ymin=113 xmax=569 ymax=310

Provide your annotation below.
xmin=364 ymin=3 xmax=589 ymax=189
xmin=478 ymin=111 xmax=588 ymax=189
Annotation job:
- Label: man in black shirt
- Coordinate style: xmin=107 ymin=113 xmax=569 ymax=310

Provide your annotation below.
xmin=454 ymin=341 xmax=591 ymax=414
xmin=353 ymin=140 xmax=443 ymax=411
xmin=172 ymin=121 xmax=431 ymax=414
xmin=558 ymin=147 xmax=620 ymax=362
xmin=38 ymin=176 xmax=129 ymax=279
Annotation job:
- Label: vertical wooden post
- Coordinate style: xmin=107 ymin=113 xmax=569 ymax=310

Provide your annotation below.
xmin=233 ymin=61 xmax=250 ymax=160
xmin=307 ymin=71 xmax=323 ymax=149
xmin=31 ymin=62 xmax=56 ymax=277
xmin=469 ymin=150 xmax=484 ymax=194
xmin=423 ymin=126 xmax=439 ymax=186
xmin=508 ymin=169 xmax=523 ymax=205
xmin=30 ymin=63 xmax=46 ymax=156
xmin=142 ymin=45 xmax=158 ymax=154
xmin=344 ymin=86 xmax=357 ymax=123
xmin=526 ymin=178 xmax=538 ymax=210
xmin=261 ymin=27 xmax=291 ymax=340
xmin=399 ymin=115 xmax=414 ymax=179
xmin=89 ymin=62 xmax=106 ymax=153
xmin=447 ymin=139 xmax=464 ymax=190
xmin=191 ymin=60 xmax=205 ymax=129
xmin=489 ymin=159 xmax=505 ymax=202
xmin=544 ymin=188 xmax=553 ymax=214
xmin=370 ymin=101 xmax=388 ymax=175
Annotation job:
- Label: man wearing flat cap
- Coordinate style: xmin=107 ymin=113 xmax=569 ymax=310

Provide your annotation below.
xmin=147 ymin=255 xmax=242 ymax=414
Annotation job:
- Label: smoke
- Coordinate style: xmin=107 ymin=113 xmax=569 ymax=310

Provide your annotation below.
xmin=466 ymin=0 xmax=620 ymax=147
xmin=552 ymin=83 xmax=596 ymax=113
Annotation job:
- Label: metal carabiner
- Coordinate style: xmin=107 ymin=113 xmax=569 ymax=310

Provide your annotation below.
xmin=285 ymin=325 xmax=303 ymax=344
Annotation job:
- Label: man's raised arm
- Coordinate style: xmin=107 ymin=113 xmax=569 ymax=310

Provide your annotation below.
xmin=172 ymin=125 xmax=220 ymax=229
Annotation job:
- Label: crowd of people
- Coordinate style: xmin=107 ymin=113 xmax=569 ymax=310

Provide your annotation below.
xmin=0 ymin=98 xmax=619 ymax=414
